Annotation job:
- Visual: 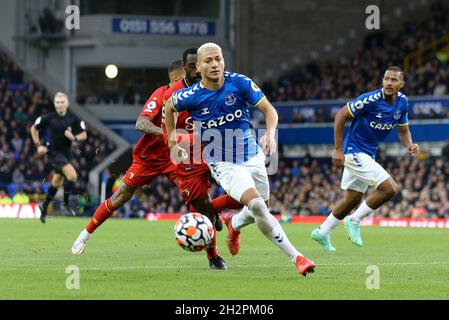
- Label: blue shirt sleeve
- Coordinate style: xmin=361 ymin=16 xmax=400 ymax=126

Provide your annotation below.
xmin=398 ymin=100 xmax=409 ymax=126
xmin=346 ymin=91 xmax=378 ymax=118
xmin=236 ymin=74 xmax=266 ymax=107
xmin=171 ymin=87 xmax=194 ymax=112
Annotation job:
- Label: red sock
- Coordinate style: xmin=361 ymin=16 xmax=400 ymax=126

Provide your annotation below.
xmin=211 ymin=195 xmax=243 ymax=213
xmin=86 ymin=198 xmax=115 ymax=234
xmin=205 ymin=229 xmax=218 ymax=260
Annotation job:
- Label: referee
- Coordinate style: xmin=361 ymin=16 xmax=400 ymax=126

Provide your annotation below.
xmin=31 ymin=92 xmax=87 ymax=223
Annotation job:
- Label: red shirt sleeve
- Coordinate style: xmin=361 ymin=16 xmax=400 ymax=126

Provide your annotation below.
xmin=140 ymin=86 xmax=166 ymax=121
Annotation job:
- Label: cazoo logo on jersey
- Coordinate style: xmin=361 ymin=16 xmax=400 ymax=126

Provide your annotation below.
xmin=200 ymin=109 xmax=244 ymax=129
xmin=370 ymin=122 xmax=397 ymax=130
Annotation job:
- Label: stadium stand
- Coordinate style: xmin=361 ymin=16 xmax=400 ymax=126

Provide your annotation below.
xmin=0 ymin=51 xmax=116 ymax=213
xmin=67 ymin=3 xmax=449 ymax=219
xmin=261 ymin=3 xmax=449 ymax=105
xmin=105 ymin=145 xmax=449 ymax=219
xmin=1 ymin=1 xmax=448 ymax=221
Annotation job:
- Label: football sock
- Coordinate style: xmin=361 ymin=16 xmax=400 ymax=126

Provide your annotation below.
xmin=44 ymin=185 xmax=58 ymax=206
xmin=248 ymin=198 xmax=302 ymax=261
xmin=211 ymin=195 xmax=244 ymax=213
xmin=349 ymin=201 xmax=374 ymax=224
xmin=78 ymin=229 xmax=90 ymax=243
xmin=205 ymin=229 xmax=218 ymax=260
xmin=231 ymin=207 xmax=254 ymax=231
xmin=318 ymin=213 xmax=340 ymax=236
xmin=63 ymin=180 xmax=75 ymax=206
xmin=85 ymin=198 xmax=115 ymax=234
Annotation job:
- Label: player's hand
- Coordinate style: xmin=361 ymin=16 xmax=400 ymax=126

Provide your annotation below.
xmin=64 ymin=127 xmax=75 ymax=141
xmin=260 ymin=134 xmax=277 ymax=156
xmin=409 ymin=144 xmax=419 ymax=157
xmin=332 ymin=149 xmax=345 ymax=167
xmin=170 ymin=144 xmax=188 ymax=164
xmin=37 ymin=145 xmax=48 ymax=155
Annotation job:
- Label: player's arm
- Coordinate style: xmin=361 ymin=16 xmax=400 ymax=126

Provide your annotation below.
xmin=397 ymin=124 xmax=419 ymax=157
xmin=164 ymin=97 xmax=187 ymax=161
xmin=332 ymin=105 xmax=353 ymax=167
xmin=74 ymin=131 xmax=87 ymax=142
xmin=136 ymin=115 xmax=163 ymax=135
xmin=31 ymin=116 xmax=48 ymax=155
xmin=64 ymin=128 xmax=87 ymax=142
xmin=164 ymin=97 xmax=178 ymax=149
xmin=256 ymin=98 xmax=278 ymax=155
xmin=30 ymin=124 xmax=41 ymax=147
xmin=66 ymin=120 xmax=87 ymax=142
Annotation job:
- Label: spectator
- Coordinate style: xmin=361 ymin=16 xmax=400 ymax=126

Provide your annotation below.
xmin=0 ymin=190 xmax=13 ymax=204
xmin=442 ymin=140 xmax=449 ymax=161
xmin=13 ymin=190 xmax=30 ymax=204
xmin=411 ymin=201 xmax=428 ymax=219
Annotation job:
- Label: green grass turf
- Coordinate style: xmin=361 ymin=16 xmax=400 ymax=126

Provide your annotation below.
xmin=0 ymin=217 xmax=448 ymax=300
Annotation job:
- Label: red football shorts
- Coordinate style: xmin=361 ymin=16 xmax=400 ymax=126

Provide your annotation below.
xmin=178 ymin=171 xmax=211 ymax=206
xmin=123 ymin=158 xmax=177 ymax=188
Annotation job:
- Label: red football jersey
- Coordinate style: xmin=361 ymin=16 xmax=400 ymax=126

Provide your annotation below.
xmin=163 ymin=79 xmax=209 ymax=177
xmin=133 ymin=85 xmax=171 ymax=164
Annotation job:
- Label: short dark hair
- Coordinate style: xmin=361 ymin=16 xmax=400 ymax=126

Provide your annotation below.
xmin=168 ymin=60 xmax=183 ymax=73
xmin=386 ymin=66 xmax=404 ymax=80
xmin=182 ymin=47 xmax=198 ymax=66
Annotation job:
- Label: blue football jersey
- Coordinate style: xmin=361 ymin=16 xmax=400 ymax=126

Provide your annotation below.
xmin=344 ymin=89 xmax=409 ymax=159
xmin=171 ymin=72 xmax=266 ymax=164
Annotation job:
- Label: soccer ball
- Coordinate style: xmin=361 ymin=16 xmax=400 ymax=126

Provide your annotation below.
xmin=174 ymin=213 xmax=214 ymax=252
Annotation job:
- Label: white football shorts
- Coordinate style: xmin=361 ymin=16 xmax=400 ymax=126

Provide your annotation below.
xmin=208 ymin=151 xmax=270 ymax=202
xmin=341 ymin=152 xmax=390 ymax=193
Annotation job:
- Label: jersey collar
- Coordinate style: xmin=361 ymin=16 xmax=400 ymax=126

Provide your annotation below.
xmin=183 ymin=78 xmax=191 ymax=88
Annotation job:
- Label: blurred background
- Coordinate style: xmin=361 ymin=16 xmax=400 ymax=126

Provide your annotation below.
xmin=0 ymin=0 xmax=448 ymax=220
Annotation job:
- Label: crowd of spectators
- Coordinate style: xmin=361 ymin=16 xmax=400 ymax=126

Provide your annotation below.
xmin=101 ymin=142 xmax=449 ymax=220
xmin=0 ymin=51 xmax=116 ymax=211
xmin=3 ymin=3 xmax=449 ymax=220
xmin=269 ymin=146 xmax=449 ymax=219
xmin=76 ymin=3 xmax=449 ymax=127
xmin=2 ymin=44 xmax=447 ymax=219
xmin=261 ymin=3 xmax=449 ymax=104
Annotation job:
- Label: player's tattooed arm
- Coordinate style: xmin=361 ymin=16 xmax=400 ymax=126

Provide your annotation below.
xmin=135 ymin=115 xmax=163 ymax=135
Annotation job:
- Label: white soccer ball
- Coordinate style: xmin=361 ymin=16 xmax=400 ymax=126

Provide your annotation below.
xmin=174 ymin=213 xmax=215 ymax=252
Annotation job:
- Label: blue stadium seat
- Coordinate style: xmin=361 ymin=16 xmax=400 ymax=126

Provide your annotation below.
xmin=41 ymin=183 xmax=50 ymax=194
xmin=7 ymin=183 xmax=17 ymax=198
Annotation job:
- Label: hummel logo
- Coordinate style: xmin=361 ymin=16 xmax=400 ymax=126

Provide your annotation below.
xmin=201 ymin=108 xmax=210 ymax=115
xmin=376 ymin=113 xmax=382 ymax=118
xmin=274 ymin=233 xmax=284 ymax=243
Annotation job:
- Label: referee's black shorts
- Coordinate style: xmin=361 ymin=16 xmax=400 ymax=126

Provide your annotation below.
xmin=48 ymin=150 xmax=71 ymax=174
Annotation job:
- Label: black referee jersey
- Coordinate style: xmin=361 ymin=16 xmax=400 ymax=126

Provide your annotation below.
xmin=33 ymin=111 xmax=86 ymax=156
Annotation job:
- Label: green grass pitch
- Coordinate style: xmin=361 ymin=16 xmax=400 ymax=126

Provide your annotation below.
xmin=1 ymin=217 xmax=448 ymax=299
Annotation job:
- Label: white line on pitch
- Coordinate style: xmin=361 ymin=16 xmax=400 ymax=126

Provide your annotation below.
xmin=1 ymin=261 xmax=449 ymax=272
